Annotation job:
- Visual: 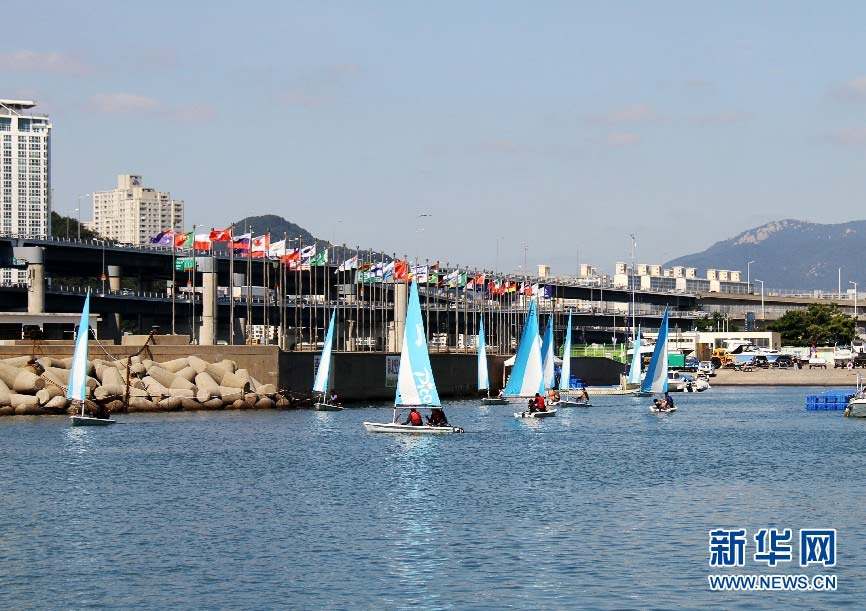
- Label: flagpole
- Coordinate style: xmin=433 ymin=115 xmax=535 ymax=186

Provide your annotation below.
xmin=171 ymin=229 xmax=177 ymax=335
xmin=229 ymin=225 xmax=235 ymax=345
xmin=295 ymin=235 xmax=301 ymax=349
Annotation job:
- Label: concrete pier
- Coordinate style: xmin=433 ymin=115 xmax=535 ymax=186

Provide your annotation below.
xmin=15 ymin=247 xmax=45 ymax=314
xmin=199 ymin=258 xmax=216 ymax=346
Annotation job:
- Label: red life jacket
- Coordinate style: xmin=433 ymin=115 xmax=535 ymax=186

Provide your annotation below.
xmin=410 ymin=411 xmax=423 ymax=426
xmin=535 ymin=396 xmax=546 ymax=409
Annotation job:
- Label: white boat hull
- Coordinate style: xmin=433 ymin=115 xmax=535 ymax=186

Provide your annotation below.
xmin=649 ymin=406 xmax=677 ymax=414
xmin=314 ymin=402 xmax=344 ymax=411
xmin=514 ymin=409 xmax=558 ymax=419
xmin=481 ymin=397 xmax=509 ymax=405
xmin=70 ymin=416 xmax=116 ymax=426
xmin=363 ymin=422 xmax=464 ymax=434
xmin=845 ymin=398 xmax=866 ymax=418
xmin=585 ymin=386 xmax=634 ymax=396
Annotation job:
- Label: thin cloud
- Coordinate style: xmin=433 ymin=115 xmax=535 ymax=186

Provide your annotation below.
xmin=589 ymin=104 xmax=659 ymax=125
xmin=833 ymin=76 xmax=866 ymax=102
xmin=607 ymin=133 xmax=641 ymax=146
xmin=0 ymin=50 xmax=92 ymax=75
xmin=90 ymin=93 xmax=216 ymax=123
xmin=691 ymin=111 xmax=754 ymax=126
xmin=91 ymin=93 xmax=160 ymax=114
xmin=829 ymin=127 xmax=866 ymax=146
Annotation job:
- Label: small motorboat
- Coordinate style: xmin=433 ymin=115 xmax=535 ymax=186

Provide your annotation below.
xmin=314 ymin=401 xmax=344 ymax=411
xmin=514 ymin=409 xmax=557 ymax=419
xmin=70 ymin=415 xmax=116 ymax=426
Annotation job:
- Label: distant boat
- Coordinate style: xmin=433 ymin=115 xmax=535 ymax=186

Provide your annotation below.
xmin=363 ymin=281 xmax=463 ymax=434
xmin=69 ymin=292 xmax=115 ymax=427
xmin=555 ymin=314 xmax=590 ymax=408
xmin=478 ymin=317 xmax=507 ymax=405
xmin=313 ymin=309 xmax=342 ymax=411
xmin=644 ymin=309 xmax=676 ymax=413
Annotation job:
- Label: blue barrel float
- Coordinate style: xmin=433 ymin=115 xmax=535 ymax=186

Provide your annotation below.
xmin=806 ymin=390 xmax=855 ymax=410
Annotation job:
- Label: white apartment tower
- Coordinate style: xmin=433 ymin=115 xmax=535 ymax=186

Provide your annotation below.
xmin=90 ymin=174 xmax=184 ymax=245
xmin=0 ymin=100 xmax=51 ymax=238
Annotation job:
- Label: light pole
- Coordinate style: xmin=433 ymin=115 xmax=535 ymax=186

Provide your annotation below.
xmin=850 ymin=281 xmax=858 ymax=320
xmin=629 ymin=233 xmax=636 ymax=340
xmin=75 ymin=194 xmax=90 ymax=240
xmin=747 ymin=260 xmax=755 ymax=286
xmin=754 ymin=279 xmax=765 ymax=321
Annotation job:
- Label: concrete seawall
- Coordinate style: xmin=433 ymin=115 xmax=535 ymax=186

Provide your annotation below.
xmin=712 ymin=367 xmax=862 ymax=387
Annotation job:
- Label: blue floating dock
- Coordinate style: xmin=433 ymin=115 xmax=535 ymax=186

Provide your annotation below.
xmin=806 ymin=390 xmax=855 ymax=410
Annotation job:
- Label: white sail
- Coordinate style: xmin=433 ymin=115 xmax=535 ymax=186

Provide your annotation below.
xmin=394 ymin=281 xmax=441 ymax=407
xmin=503 ymin=300 xmax=544 ymax=397
xmin=477 ymin=317 xmax=489 ymax=391
xmin=559 ymin=314 xmax=572 ymax=391
xmin=641 ymin=310 xmax=669 ymax=394
xmin=313 ymin=310 xmax=336 ymax=394
xmin=627 ymin=327 xmax=642 ymax=385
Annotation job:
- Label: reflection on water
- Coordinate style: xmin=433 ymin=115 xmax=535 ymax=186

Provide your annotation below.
xmin=1 ymin=388 xmax=864 ymax=609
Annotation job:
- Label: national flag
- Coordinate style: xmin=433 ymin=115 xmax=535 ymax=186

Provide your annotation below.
xmin=193 ymin=233 xmax=212 ymax=250
xmin=337 ymin=255 xmax=359 ymax=273
xmin=299 ymin=245 xmax=317 ymax=270
xmin=231 ymin=232 xmax=251 ymax=251
xmin=506 ymin=280 xmax=517 ymax=293
xmin=268 ymin=239 xmax=286 ymax=259
xmin=523 ymin=282 xmax=533 ymax=296
xmin=544 ymin=285 xmax=554 ymax=298
xmin=173 ymin=232 xmax=191 ymax=248
xmin=209 ymin=228 xmax=232 ymax=242
xmin=429 ymin=263 xmax=440 ymax=284
xmin=445 ymin=269 xmax=461 ymax=288
xmin=150 ymin=230 xmax=174 ymax=246
xmin=175 ymin=257 xmax=195 ymax=271
xmin=381 ymin=261 xmax=395 ymax=281
xmin=309 ymin=249 xmax=329 ymax=267
xmin=410 ymin=264 xmax=428 ymax=283
xmin=281 ymin=248 xmax=301 ymax=268
xmin=251 ymin=234 xmax=270 ymax=258
xmin=393 ymin=260 xmax=408 ymax=282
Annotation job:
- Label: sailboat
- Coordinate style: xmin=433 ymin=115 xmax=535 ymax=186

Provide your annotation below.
xmin=540 ymin=316 xmax=555 ymax=393
xmin=643 ymin=309 xmax=675 ymax=413
xmin=555 ymin=314 xmax=590 ymax=407
xmin=627 ymin=326 xmax=643 ymax=390
xmin=363 ymin=281 xmax=463 ymax=433
xmin=69 ymin=292 xmax=115 ymax=426
xmin=478 ymin=317 xmax=507 ymax=405
xmin=504 ymin=300 xmax=556 ymax=419
xmin=313 ymin=309 xmax=342 ymax=411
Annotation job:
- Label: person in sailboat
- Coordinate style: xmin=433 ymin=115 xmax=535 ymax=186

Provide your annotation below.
xmin=329 ymin=391 xmax=340 ymax=406
xmin=529 ymin=393 xmax=547 ymax=413
xmin=579 ymin=387 xmax=590 ymax=403
xmin=427 ymin=408 xmax=449 ymax=427
xmin=497 ymin=388 xmax=505 ymax=399
xmin=664 ymin=391 xmax=674 ymax=410
xmin=403 ymin=408 xmax=424 ymax=426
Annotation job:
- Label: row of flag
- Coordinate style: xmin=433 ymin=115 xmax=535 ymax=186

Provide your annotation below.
xmin=154 ymin=229 xmax=553 ymax=295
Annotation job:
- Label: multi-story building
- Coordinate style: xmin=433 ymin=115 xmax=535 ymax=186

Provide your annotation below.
xmin=0 ymin=99 xmax=52 ymax=285
xmin=89 ymin=174 xmax=184 ymax=245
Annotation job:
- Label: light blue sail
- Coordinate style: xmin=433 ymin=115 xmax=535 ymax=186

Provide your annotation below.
xmin=477 ymin=316 xmax=489 ymax=391
xmin=395 ymin=281 xmax=441 ymax=406
xmin=641 ymin=309 xmax=669 ymax=394
xmin=627 ymin=326 xmax=642 ymax=385
xmin=503 ymin=300 xmax=544 ymax=397
xmin=66 ymin=291 xmax=91 ymax=402
xmin=313 ymin=309 xmax=336 ymax=394
xmin=559 ymin=314 xmax=572 ymax=391
xmin=541 ymin=316 xmax=555 ymax=390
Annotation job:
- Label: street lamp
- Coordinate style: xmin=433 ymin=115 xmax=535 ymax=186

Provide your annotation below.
xmin=747 ymin=260 xmax=755 ymax=286
xmin=754 ymin=278 xmax=765 ymax=321
xmin=75 ymin=194 xmax=90 ymax=240
xmin=850 ymin=281 xmax=858 ymax=320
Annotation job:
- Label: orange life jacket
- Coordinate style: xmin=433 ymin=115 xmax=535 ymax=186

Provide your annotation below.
xmin=410 ymin=411 xmax=423 ymax=426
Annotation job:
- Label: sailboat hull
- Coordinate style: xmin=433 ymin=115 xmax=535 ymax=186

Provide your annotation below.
xmin=363 ymin=422 xmax=464 ymax=434
xmin=314 ymin=402 xmax=344 ymax=411
xmin=553 ymin=399 xmax=591 ymax=408
xmin=649 ymin=406 xmax=677 ymax=414
xmin=481 ymin=397 xmax=509 ymax=405
xmin=514 ymin=409 xmax=557 ymax=419
xmin=70 ymin=416 xmax=116 ymax=426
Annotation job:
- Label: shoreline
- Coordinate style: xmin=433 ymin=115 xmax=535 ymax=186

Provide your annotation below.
xmin=709 ymin=367 xmax=862 ymax=387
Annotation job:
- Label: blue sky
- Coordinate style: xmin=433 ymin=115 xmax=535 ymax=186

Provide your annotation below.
xmin=4 ymin=1 xmax=866 ymax=274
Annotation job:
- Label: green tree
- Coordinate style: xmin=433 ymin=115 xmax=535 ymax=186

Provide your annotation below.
xmin=693 ymin=312 xmax=739 ymax=332
xmin=50 ymin=211 xmax=104 ymax=241
xmin=769 ymin=303 xmax=855 ymax=346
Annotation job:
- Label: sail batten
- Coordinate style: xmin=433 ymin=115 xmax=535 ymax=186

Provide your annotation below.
xmin=559 ymin=314 xmax=572 ymax=391
xmin=627 ymin=327 xmax=643 ymax=385
xmin=477 ymin=317 xmax=489 ymax=391
xmin=313 ymin=310 xmax=336 ymax=394
xmin=394 ymin=281 xmax=441 ymax=407
xmin=503 ymin=300 xmax=544 ymax=397
xmin=641 ymin=310 xmax=669 ymax=394
xmin=66 ymin=292 xmax=91 ymax=403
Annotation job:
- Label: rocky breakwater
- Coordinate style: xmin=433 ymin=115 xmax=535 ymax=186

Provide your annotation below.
xmin=0 ymin=355 xmax=291 ymax=416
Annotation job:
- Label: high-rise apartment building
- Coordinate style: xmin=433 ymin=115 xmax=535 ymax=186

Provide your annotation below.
xmin=90 ymin=174 xmax=184 ymax=245
xmin=0 ymin=100 xmax=51 ymax=238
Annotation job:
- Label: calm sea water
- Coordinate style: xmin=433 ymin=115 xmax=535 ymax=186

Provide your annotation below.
xmin=1 ymin=386 xmax=864 ymax=609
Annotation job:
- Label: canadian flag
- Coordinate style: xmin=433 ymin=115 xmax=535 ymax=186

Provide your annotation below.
xmin=209 ymin=228 xmax=232 ymax=242
xmin=194 ymin=234 xmax=212 ymax=250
